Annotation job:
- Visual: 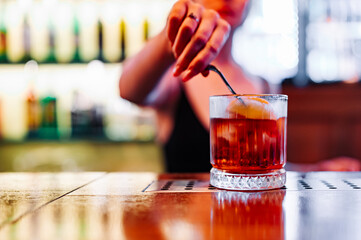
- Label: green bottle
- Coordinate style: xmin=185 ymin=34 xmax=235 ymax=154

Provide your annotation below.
xmin=39 ymin=95 xmax=58 ymax=139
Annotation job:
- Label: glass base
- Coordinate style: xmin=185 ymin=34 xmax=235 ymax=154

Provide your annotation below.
xmin=210 ymin=168 xmax=286 ymax=191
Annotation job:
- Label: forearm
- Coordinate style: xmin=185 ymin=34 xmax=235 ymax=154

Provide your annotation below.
xmin=119 ymin=30 xmax=175 ymax=105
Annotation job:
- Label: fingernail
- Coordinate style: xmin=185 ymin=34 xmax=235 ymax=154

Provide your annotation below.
xmin=202 ymin=70 xmax=210 ymax=77
xmin=182 ymin=69 xmax=193 ymax=82
xmin=173 ymin=65 xmax=181 ymax=76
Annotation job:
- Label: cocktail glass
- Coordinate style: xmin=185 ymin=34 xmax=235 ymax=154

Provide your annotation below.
xmin=209 ymin=94 xmax=288 ymax=190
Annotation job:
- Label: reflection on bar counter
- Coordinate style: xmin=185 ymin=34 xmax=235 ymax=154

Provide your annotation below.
xmin=0 ymin=61 xmax=157 ymax=142
xmin=0 ymin=173 xmax=285 ymax=239
xmin=212 ymin=191 xmax=285 ymax=239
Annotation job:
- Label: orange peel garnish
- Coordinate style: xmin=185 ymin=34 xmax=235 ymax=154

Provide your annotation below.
xmin=226 ymin=97 xmax=276 ymax=120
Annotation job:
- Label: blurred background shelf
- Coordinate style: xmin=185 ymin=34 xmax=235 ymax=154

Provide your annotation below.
xmin=1 ymin=0 xmax=361 ymax=172
xmin=0 ymin=141 xmax=164 ymax=172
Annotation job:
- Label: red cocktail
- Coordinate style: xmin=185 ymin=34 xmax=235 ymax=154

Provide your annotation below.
xmin=209 ymin=94 xmax=287 ymax=190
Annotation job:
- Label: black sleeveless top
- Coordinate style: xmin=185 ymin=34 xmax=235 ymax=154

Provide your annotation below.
xmin=164 ymin=89 xmax=211 ymax=173
xmin=163 ymin=78 xmax=269 ymax=173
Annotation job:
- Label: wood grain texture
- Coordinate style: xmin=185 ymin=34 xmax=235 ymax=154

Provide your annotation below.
xmin=0 ymin=172 xmax=361 ymax=240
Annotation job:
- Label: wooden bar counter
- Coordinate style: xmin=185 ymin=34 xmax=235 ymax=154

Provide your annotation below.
xmin=0 ymin=171 xmax=361 ymax=240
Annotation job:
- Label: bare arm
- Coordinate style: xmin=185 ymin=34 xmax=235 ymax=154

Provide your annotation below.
xmin=119 ymin=30 xmax=175 ymax=105
xmin=119 ymin=0 xmax=231 ymax=105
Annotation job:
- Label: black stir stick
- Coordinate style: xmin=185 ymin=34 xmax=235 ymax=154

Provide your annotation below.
xmin=205 ymin=65 xmax=245 ymax=105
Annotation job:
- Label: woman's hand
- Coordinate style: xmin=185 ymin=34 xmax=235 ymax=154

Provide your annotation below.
xmin=166 ymin=0 xmax=231 ymax=81
xmin=317 ymin=157 xmax=361 ymax=171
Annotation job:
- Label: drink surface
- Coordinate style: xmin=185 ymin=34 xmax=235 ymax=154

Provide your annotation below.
xmin=210 ymin=117 xmax=286 ymax=173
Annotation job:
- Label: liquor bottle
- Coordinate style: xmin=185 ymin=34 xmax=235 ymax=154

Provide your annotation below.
xmin=90 ymin=103 xmax=104 ymax=138
xmin=120 ymin=19 xmax=126 ymax=60
xmin=0 ymin=6 xmax=6 ymax=63
xmin=0 ymin=78 xmax=27 ymax=141
xmin=101 ymin=3 xmax=122 ymax=62
xmin=73 ymin=14 xmax=81 ymax=63
xmin=146 ymin=0 xmax=170 ymax=39
xmin=53 ymin=1 xmax=76 ymax=63
xmin=28 ymin=2 xmax=51 ymax=63
xmin=78 ymin=1 xmax=99 ymax=62
xmin=98 ymin=19 xmax=103 ymax=62
xmin=23 ymin=60 xmax=40 ymax=138
xmin=26 ymin=88 xmax=40 ymax=138
xmin=144 ymin=19 xmax=149 ymax=42
xmin=71 ymin=90 xmax=104 ymax=139
xmin=39 ymin=92 xmax=58 ymax=139
xmin=5 ymin=1 xmax=26 ymax=63
xmin=71 ymin=90 xmax=92 ymax=138
xmin=122 ymin=2 xmax=147 ymax=59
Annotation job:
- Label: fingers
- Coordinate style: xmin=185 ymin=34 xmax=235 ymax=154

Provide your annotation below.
xmin=166 ymin=0 xmax=189 ymax=45
xmin=172 ymin=4 xmax=203 ymax=59
xmin=182 ymin=19 xmax=231 ymax=82
xmin=165 ymin=0 xmax=231 ymax=81
xmin=173 ymin=9 xmax=219 ymax=76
